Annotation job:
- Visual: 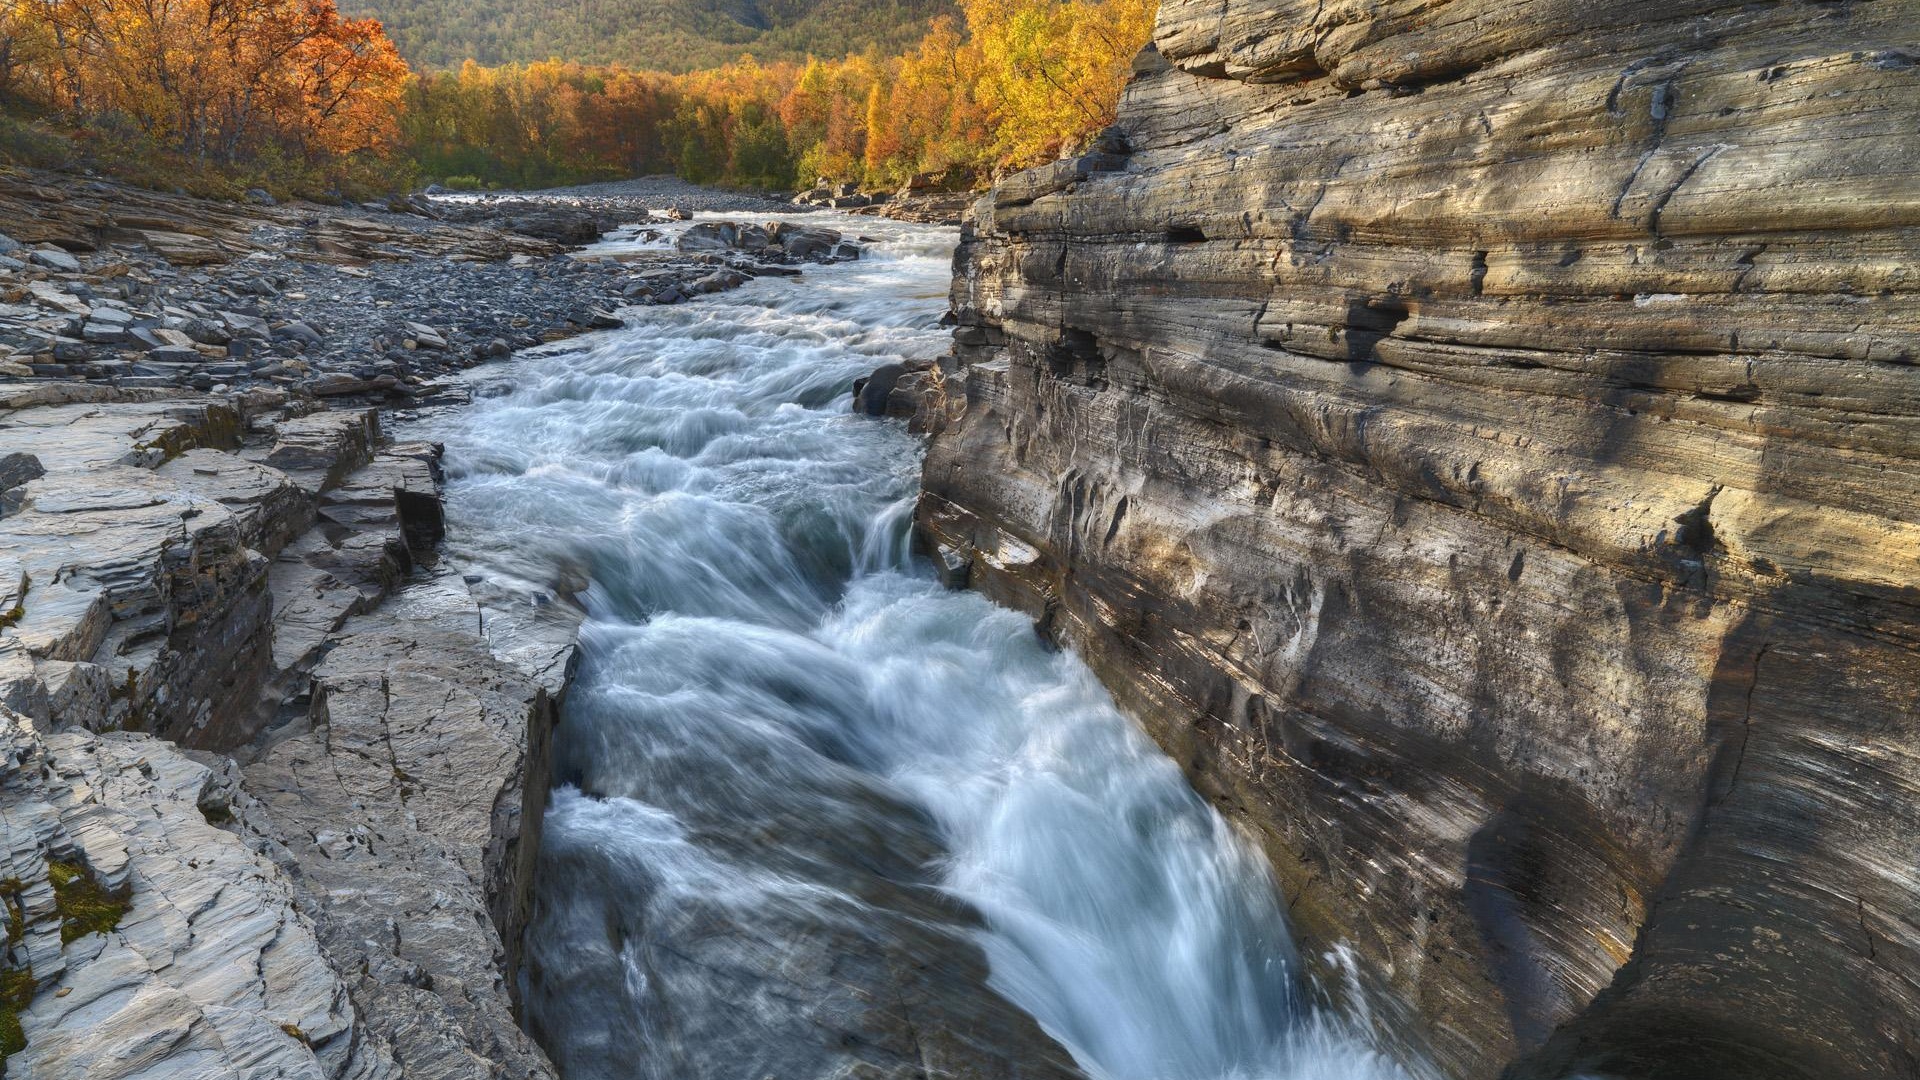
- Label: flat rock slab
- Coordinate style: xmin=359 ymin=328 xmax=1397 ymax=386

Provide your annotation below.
xmin=243 ymin=571 xmax=562 ymax=1080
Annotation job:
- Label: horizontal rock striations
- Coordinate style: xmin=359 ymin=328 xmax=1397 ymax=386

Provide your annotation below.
xmin=912 ymin=3 xmax=1920 ymax=1078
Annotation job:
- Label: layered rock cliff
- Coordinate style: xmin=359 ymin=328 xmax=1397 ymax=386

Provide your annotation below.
xmin=912 ymin=3 xmax=1920 ymax=1078
xmin=0 ymin=383 xmax=572 ymax=1078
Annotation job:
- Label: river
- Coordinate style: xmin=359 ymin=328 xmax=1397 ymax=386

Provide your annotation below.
xmin=426 ymin=214 xmax=1414 ymax=1080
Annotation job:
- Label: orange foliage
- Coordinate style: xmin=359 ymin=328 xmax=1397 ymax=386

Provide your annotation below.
xmin=2 ymin=0 xmax=1153 ymax=194
xmin=2 ymin=0 xmax=408 ymax=179
xmin=404 ymin=0 xmax=1155 ymax=192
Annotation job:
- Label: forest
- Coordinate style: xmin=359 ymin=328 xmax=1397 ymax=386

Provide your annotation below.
xmin=0 ymin=0 xmax=1154 ymax=198
xmin=346 ymin=0 xmax=955 ymax=73
xmin=0 ymin=0 xmax=409 ymax=194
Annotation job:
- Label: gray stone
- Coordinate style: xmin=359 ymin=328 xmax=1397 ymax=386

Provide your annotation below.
xmin=179 ymin=317 xmax=231 ymax=345
xmin=0 ymin=387 xmax=572 ymax=1080
xmin=274 ymin=320 xmax=323 ymax=346
xmin=402 ymin=321 xmax=446 ymax=350
xmin=2 ymin=711 xmax=361 ymax=1080
xmin=217 ymin=310 xmax=270 ymax=338
xmin=29 ymin=248 xmax=80 ymax=272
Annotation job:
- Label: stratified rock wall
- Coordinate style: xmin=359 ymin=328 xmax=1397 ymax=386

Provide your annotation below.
xmin=0 ymin=385 xmax=573 ymax=1078
xmin=915 ymin=4 xmax=1920 ymax=1078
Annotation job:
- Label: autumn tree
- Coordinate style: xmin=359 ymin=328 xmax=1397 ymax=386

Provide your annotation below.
xmin=962 ymin=0 xmax=1155 ymax=168
xmin=0 ymin=0 xmax=408 ymax=189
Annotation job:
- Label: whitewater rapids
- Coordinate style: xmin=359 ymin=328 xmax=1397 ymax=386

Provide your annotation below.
xmin=426 ymin=213 xmax=1416 ymax=1080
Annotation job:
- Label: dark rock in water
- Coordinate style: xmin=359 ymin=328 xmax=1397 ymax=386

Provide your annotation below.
xmin=910 ymin=2 xmax=1920 ymax=1079
xmin=676 ymin=221 xmax=768 ymax=252
xmin=853 ymin=363 xmax=905 ymax=416
xmin=675 ymin=221 xmax=733 ymax=251
xmin=769 ymin=222 xmax=843 ymax=261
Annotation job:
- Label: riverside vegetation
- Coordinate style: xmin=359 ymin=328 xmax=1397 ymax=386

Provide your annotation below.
xmin=0 ymin=0 xmax=1153 ymax=197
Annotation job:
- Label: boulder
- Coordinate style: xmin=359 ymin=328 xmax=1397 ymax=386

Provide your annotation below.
xmin=674 ymin=221 xmax=769 ymax=253
xmin=768 ymin=223 xmax=845 ymax=261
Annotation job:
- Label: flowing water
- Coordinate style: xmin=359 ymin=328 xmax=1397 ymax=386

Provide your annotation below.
xmin=428 ymin=214 xmax=1414 ymax=1080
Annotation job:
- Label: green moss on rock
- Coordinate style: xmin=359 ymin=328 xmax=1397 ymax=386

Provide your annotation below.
xmin=0 ymin=963 xmax=33 ymax=1071
xmin=47 ymin=861 xmax=128 ymax=944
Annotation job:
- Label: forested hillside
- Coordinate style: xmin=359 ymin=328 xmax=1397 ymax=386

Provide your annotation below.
xmin=347 ymin=0 xmax=953 ymax=70
xmin=0 ymin=0 xmax=1150 ymax=198
xmin=405 ymin=0 xmax=1155 ymax=192
xmin=0 ymin=0 xmax=408 ymax=193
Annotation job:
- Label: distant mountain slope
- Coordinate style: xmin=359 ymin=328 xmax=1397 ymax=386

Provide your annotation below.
xmin=349 ymin=0 xmax=955 ymax=70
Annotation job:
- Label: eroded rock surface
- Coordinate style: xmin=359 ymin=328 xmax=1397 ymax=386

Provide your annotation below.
xmin=914 ymin=4 xmax=1920 ymax=1079
xmin=240 ymin=574 xmax=564 ymax=1080
xmin=1 ymin=709 xmax=356 ymax=1080
xmin=0 ymin=385 xmax=575 ymax=1078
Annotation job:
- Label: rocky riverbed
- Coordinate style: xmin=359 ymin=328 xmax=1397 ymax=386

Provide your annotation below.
xmin=0 ymin=170 xmax=880 ymax=1079
xmin=0 ymin=170 xmax=867 ymax=403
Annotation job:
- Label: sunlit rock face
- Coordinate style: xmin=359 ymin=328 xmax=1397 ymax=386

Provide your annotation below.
xmin=914 ymin=3 xmax=1920 ymax=1077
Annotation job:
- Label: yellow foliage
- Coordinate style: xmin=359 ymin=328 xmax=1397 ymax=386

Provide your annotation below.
xmin=0 ymin=0 xmax=408 ymax=186
xmin=2 ymin=0 xmax=1155 ymax=194
xmin=406 ymin=0 xmax=1155 ymax=191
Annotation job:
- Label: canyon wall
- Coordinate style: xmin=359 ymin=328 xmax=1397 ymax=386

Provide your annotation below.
xmin=912 ymin=2 xmax=1920 ymax=1077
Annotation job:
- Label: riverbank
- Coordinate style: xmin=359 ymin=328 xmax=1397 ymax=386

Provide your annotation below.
xmin=444 ymin=173 xmax=977 ymax=226
xmin=0 ymin=169 xmax=872 ymax=404
xmin=0 ymin=174 xmax=877 ymax=1078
